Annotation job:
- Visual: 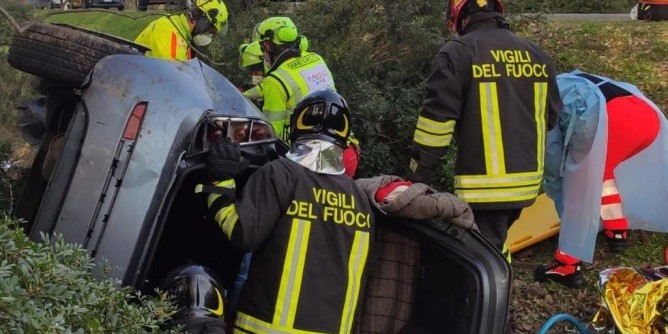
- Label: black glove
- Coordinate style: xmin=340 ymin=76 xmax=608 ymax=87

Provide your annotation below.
xmin=206 ymin=137 xmax=249 ymax=182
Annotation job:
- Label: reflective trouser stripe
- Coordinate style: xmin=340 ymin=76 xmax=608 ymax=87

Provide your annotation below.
xmin=235 ymin=312 xmax=326 ymax=334
xmin=601 ymin=179 xmax=620 ymax=197
xmin=534 ymin=82 xmax=548 ymax=172
xmin=339 ymin=231 xmax=370 ymax=334
xmin=413 ymin=117 xmax=455 ymax=148
xmin=601 ymin=179 xmax=625 ymax=224
xmin=274 ymin=218 xmax=311 ymax=328
xmin=601 ymin=202 xmax=624 ymax=221
xmin=479 ymin=82 xmax=506 ymax=175
xmin=454 ymin=172 xmax=543 ymax=189
xmin=455 ymin=183 xmax=541 ymax=203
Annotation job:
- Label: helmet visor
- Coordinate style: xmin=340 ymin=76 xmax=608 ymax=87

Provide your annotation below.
xmin=328 ymin=103 xmax=349 ymax=138
xmin=295 ymin=102 xmax=326 ymax=133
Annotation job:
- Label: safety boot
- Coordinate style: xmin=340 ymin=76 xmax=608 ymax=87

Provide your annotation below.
xmin=534 ymin=259 xmax=585 ymax=288
xmin=604 ymin=230 xmax=627 ymax=253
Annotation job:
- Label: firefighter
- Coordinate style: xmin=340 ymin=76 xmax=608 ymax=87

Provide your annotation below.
xmin=134 ymin=0 xmax=229 ymax=61
xmin=254 ymin=16 xmax=335 ymax=140
xmin=406 ymin=0 xmax=562 ymax=257
xmin=199 ymin=89 xmax=374 ymax=333
xmin=535 ymin=71 xmax=668 ymax=288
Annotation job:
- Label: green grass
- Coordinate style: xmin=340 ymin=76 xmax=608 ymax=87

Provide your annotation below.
xmin=511 ymin=230 xmax=668 ymax=333
xmin=521 ymin=19 xmax=668 ymax=113
xmin=41 ymin=9 xmax=164 ymax=40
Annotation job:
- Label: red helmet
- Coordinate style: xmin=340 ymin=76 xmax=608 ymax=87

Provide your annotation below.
xmin=446 ymin=0 xmax=504 ymax=34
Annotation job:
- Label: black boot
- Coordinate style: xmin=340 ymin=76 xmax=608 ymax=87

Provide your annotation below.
xmin=534 ymin=259 xmax=585 ymax=288
xmin=604 ymin=230 xmax=627 ymax=253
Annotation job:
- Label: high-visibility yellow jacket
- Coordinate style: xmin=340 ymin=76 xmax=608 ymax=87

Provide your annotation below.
xmin=408 ymin=13 xmax=562 ymax=210
xmin=262 ymin=50 xmax=335 ymax=140
xmin=243 ymin=84 xmax=263 ymax=100
xmin=207 ymin=158 xmax=374 ymax=334
xmin=134 ymin=14 xmax=192 ymax=61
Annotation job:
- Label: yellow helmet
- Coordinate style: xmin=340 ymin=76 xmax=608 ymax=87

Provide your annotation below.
xmin=194 ymin=0 xmax=229 ymax=35
xmin=251 ymin=22 xmax=262 ymax=42
xmin=238 ymin=41 xmax=263 ymax=69
xmin=298 ymin=35 xmax=309 ymax=52
xmin=256 ymin=17 xmax=299 ymax=45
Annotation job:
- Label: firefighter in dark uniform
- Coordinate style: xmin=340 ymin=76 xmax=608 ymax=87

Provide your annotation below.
xmin=407 ymin=0 xmax=562 ymax=259
xmin=201 ymin=89 xmax=374 ymax=334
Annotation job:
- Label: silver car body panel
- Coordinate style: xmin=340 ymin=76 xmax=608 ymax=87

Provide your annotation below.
xmin=30 ymin=54 xmax=266 ymax=281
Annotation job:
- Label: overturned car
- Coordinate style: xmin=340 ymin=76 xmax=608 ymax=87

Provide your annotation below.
xmin=9 ymin=23 xmax=511 ymax=334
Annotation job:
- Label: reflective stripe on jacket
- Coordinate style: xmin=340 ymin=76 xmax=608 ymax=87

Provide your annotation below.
xmin=408 ymin=13 xmax=562 ymax=210
xmin=211 ymin=158 xmax=373 ymax=334
xmin=262 ymin=51 xmax=335 ymax=139
xmin=134 ymin=14 xmax=192 ymax=61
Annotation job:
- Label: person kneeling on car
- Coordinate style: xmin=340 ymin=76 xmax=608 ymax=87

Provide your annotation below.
xmin=198 ymin=89 xmax=375 ymax=333
xmin=134 ymin=0 xmax=229 ymax=61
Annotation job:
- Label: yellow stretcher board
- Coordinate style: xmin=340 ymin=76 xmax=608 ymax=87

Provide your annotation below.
xmin=507 ymin=194 xmax=561 ymax=254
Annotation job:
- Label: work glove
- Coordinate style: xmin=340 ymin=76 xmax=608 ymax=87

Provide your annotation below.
xmin=206 ymin=137 xmax=249 ymax=182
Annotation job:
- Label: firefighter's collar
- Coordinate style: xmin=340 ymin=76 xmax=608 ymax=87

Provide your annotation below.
xmin=286 ymin=139 xmax=345 ymax=175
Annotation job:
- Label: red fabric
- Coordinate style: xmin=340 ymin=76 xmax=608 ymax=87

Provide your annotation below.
xmin=343 ymin=145 xmax=359 ymax=178
xmin=170 ymin=32 xmax=177 ymax=60
xmin=603 ymin=96 xmax=660 ymax=179
xmin=603 ymin=218 xmax=628 ymax=231
xmin=597 ymin=96 xmax=659 ymax=232
xmin=555 ymin=249 xmax=580 ymax=264
xmin=601 ymin=194 xmax=622 ymax=205
xmin=375 ymin=181 xmax=413 ymax=203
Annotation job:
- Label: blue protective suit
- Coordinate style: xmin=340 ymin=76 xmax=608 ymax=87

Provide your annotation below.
xmin=543 ymin=70 xmax=668 ymax=262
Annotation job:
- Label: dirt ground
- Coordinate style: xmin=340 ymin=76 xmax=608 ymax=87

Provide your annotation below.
xmin=509 ymin=230 xmax=668 ymax=333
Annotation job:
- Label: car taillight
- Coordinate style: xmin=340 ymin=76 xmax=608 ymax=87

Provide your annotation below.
xmin=123 ymin=102 xmax=148 ymax=140
xmin=229 ymin=121 xmax=250 ymax=142
xmin=250 ymin=123 xmax=272 ymax=141
xmin=206 ymin=117 xmax=276 ymax=146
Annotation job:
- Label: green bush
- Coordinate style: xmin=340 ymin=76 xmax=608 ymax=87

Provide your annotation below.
xmin=3 ymin=0 xmax=668 ymax=195
xmin=207 ymin=0 xmax=668 ymax=191
xmin=0 ymin=0 xmax=35 ymax=213
xmin=0 ymin=141 xmax=25 ymax=213
xmin=211 ymin=0 xmax=457 ymax=188
xmin=0 ymin=216 xmax=179 ymax=334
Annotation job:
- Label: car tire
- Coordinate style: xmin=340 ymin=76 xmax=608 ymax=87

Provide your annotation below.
xmin=118 ymin=4 xmax=124 ymax=10
xmin=8 ymin=23 xmax=141 ymax=88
